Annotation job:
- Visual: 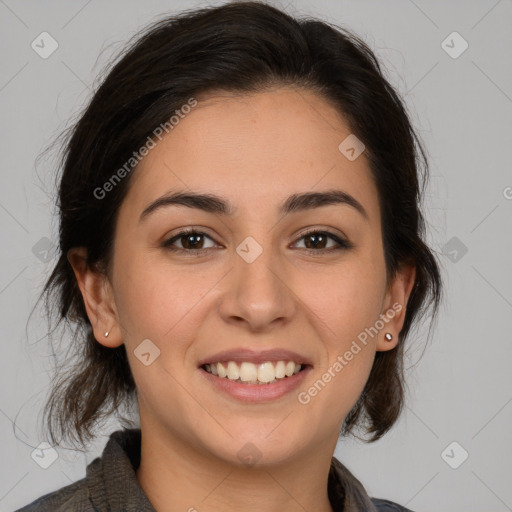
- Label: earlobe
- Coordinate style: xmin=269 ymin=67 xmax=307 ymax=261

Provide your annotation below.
xmin=377 ymin=330 xmax=398 ymax=352
xmin=376 ymin=263 xmax=416 ymax=352
xmin=66 ymin=247 xmax=123 ymax=348
xmin=102 ymin=327 xmax=122 ymax=347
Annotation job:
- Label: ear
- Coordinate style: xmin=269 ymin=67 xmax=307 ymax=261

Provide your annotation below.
xmin=376 ymin=262 xmax=416 ymax=352
xmin=67 ymin=247 xmax=123 ymax=348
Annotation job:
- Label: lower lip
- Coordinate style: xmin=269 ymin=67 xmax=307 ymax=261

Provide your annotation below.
xmin=198 ymin=365 xmax=312 ymax=403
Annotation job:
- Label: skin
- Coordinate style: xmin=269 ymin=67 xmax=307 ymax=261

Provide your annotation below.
xmin=68 ymin=86 xmax=416 ymax=512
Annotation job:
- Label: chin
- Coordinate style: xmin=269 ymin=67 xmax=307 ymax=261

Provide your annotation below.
xmin=207 ymin=428 xmax=303 ymax=468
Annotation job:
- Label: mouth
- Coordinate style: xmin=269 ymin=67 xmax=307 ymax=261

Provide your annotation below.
xmin=198 ymin=360 xmax=313 ymax=402
xmin=199 ymin=360 xmax=312 ymax=385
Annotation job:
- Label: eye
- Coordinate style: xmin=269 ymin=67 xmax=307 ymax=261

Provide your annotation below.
xmin=291 ymin=229 xmax=353 ymax=254
xmin=162 ymin=228 xmax=217 ymax=253
xmin=161 ymin=228 xmax=353 ymax=255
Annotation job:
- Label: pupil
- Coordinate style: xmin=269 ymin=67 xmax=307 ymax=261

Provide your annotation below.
xmin=306 ymin=233 xmax=325 ymax=249
xmin=185 ymin=234 xmax=202 ymax=248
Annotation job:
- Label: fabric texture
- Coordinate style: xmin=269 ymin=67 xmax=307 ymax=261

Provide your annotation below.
xmin=15 ymin=428 xmax=414 ymax=512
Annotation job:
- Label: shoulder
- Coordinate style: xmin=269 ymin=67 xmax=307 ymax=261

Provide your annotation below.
xmin=14 ymin=428 xmax=153 ymax=512
xmin=14 ymin=477 xmax=93 ymax=511
xmin=371 ymin=497 xmax=415 ymax=511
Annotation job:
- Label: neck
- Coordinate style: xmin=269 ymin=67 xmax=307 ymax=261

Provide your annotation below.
xmin=135 ymin=419 xmax=335 ymax=512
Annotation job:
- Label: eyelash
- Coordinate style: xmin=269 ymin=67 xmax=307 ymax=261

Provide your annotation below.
xmin=161 ymin=228 xmax=353 ymax=256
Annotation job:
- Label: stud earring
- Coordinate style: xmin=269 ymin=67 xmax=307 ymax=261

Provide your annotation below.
xmin=384 ymin=332 xmax=393 ymax=341
xmin=104 ymin=331 xmax=110 ymax=337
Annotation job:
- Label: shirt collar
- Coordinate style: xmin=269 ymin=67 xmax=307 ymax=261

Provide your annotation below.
xmin=86 ymin=428 xmax=155 ymax=511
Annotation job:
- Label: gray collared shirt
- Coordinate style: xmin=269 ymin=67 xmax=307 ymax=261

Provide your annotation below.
xmin=15 ymin=428 xmax=414 ymax=512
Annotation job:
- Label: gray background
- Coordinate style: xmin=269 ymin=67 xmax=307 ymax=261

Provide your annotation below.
xmin=1 ymin=0 xmax=511 ymax=511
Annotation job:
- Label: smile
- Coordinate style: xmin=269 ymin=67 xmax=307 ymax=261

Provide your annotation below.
xmin=199 ymin=362 xmax=312 ymax=402
xmin=203 ymin=360 xmax=303 ymax=385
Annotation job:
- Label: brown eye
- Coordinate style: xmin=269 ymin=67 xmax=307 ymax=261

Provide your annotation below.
xmin=162 ymin=229 xmax=217 ymax=252
xmin=302 ymin=232 xmax=330 ymax=249
xmin=162 ymin=228 xmax=353 ymax=256
xmin=293 ymin=230 xmax=352 ymax=252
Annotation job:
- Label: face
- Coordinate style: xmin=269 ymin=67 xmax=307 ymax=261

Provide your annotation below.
xmin=70 ymin=86 xmax=414 ymax=466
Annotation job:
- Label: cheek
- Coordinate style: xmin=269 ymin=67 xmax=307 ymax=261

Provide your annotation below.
xmin=293 ymin=261 xmax=384 ymax=407
xmin=113 ymin=248 xmax=221 ymax=368
xmin=113 ymin=260 xmax=208 ymax=406
xmin=115 ymin=266 xmax=201 ymax=339
xmin=295 ymin=259 xmax=386 ymax=338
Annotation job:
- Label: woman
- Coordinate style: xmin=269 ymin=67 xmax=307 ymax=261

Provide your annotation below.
xmin=16 ymin=1 xmax=442 ymax=510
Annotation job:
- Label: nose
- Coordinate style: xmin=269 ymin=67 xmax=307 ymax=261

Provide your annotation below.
xmin=217 ymin=243 xmax=297 ymax=332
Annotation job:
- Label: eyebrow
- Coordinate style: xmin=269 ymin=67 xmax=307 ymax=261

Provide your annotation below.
xmin=139 ymin=188 xmax=369 ymax=222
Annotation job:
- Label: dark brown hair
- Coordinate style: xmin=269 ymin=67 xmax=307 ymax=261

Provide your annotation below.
xmin=29 ymin=0 xmax=442 ymax=449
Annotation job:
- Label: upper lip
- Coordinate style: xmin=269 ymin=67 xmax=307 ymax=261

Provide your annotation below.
xmin=197 ymin=348 xmax=313 ymax=367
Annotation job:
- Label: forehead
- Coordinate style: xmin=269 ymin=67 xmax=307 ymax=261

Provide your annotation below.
xmin=119 ymin=87 xmax=379 ymax=224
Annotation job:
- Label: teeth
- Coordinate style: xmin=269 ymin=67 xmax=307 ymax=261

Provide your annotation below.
xmin=217 ymin=362 xmax=227 ymax=378
xmin=275 ymin=361 xmax=286 ymax=378
xmin=204 ymin=360 xmax=303 ymax=384
xmin=257 ymin=362 xmax=275 ymax=383
xmin=239 ymin=361 xmax=258 ymax=383
xmin=227 ymin=361 xmax=240 ymax=380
